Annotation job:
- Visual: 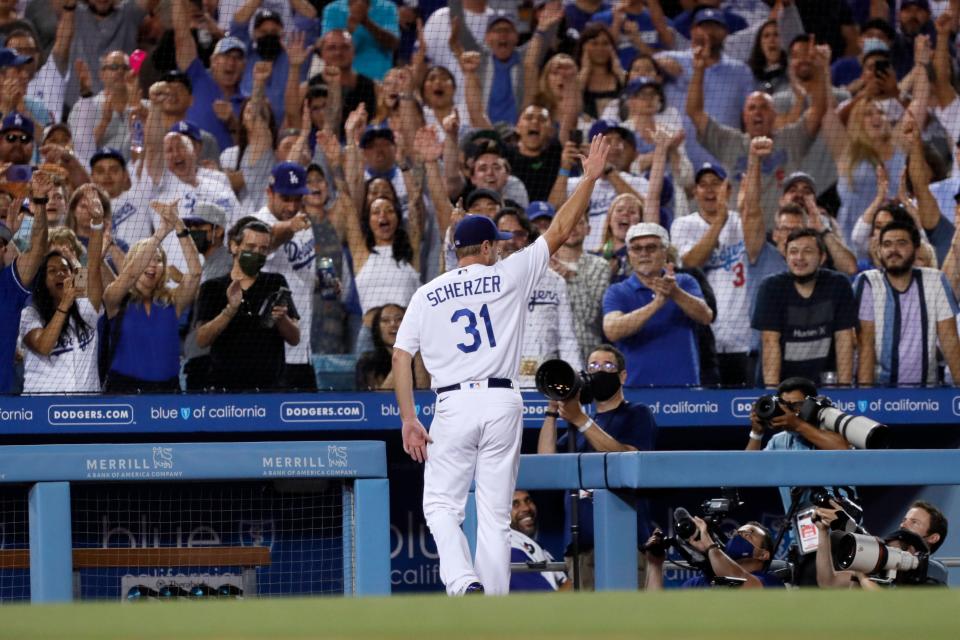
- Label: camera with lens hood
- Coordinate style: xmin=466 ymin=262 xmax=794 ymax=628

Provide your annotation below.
xmin=753 ymin=394 xmax=785 ymax=426
xmin=797 ymin=396 xmax=889 ymax=449
xmin=535 ymin=359 xmax=600 ymax=404
xmin=829 ymin=529 xmax=944 ymax=584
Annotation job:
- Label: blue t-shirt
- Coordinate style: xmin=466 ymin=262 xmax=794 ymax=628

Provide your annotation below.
xmin=593 ymin=8 xmax=665 ymax=70
xmin=109 ymin=300 xmax=181 ymax=382
xmin=322 ymin=0 xmax=399 ymax=81
xmin=557 ymin=401 xmax=658 ymax=551
xmin=565 ymin=2 xmax=610 ymax=33
xmin=747 ymin=242 xmax=786 ymax=355
xmin=831 ymin=56 xmax=861 ymax=88
xmin=0 ymin=263 xmax=31 ymax=393
xmin=602 ymin=272 xmax=704 ymax=386
xmin=682 ymin=571 xmax=784 ymax=588
xmin=185 ymin=58 xmax=248 ymax=152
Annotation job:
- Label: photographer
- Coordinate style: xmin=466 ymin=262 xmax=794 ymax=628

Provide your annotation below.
xmin=814 ymin=500 xmax=949 ymax=589
xmin=195 ymin=219 xmax=300 ymax=391
xmin=745 ymin=377 xmax=850 ymax=452
xmin=644 ymin=519 xmax=783 ymax=590
xmin=537 ymin=344 xmax=658 ymax=589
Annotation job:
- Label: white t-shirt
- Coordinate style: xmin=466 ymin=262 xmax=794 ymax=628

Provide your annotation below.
xmin=253 ymin=206 xmax=317 ymax=364
xmin=670 ymin=210 xmax=751 ymax=353
xmin=19 ymin=298 xmax=102 ymax=394
xmin=567 ymin=173 xmax=649 ymax=253
xmin=518 ymin=268 xmax=582 ymax=389
xmin=395 ymin=235 xmax=550 ymax=388
xmin=111 ymin=170 xmax=155 ymax=249
xmin=154 ymin=171 xmax=242 ymax=272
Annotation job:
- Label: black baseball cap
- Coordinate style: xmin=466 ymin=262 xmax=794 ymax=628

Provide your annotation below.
xmin=465 ymin=188 xmax=502 ymax=210
xmin=161 ymin=70 xmax=193 ymax=94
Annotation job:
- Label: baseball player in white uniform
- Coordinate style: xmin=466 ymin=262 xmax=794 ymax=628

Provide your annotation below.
xmin=392 ymin=135 xmax=610 ymax=596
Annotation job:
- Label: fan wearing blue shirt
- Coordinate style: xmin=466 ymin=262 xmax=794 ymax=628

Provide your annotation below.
xmin=0 ymin=173 xmax=51 ymax=393
xmin=602 ymin=222 xmax=713 ymax=386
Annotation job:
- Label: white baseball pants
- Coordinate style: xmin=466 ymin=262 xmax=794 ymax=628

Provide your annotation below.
xmin=422 ymin=387 xmax=524 ymax=596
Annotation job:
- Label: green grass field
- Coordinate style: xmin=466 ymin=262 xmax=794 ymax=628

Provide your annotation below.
xmin=1 ymin=589 xmax=958 ymax=639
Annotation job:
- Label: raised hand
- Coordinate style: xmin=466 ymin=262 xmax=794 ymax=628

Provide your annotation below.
xmin=75 ymin=59 xmax=93 ymax=97
xmin=581 ymin=133 xmax=612 ymax=182
xmin=749 ymin=135 xmax=774 ymax=159
xmin=414 ymin=126 xmax=443 ymax=163
xmin=914 ymin=34 xmax=933 ymax=67
xmin=315 ymin=129 xmax=343 ymax=167
xmin=252 ymin=61 xmax=273 ymax=87
xmin=691 ymin=45 xmax=709 ymax=72
xmin=344 ymin=103 xmax=368 ymax=144
xmin=150 ymin=199 xmax=180 ymax=236
xmin=87 ymin=190 xmax=105 ymax=227
xmin=935 ymin=11 xmax=953 ymax=36
xmin=29 ymin=170 xmax=54 ymax=200
xmin=441 ymin=108 xmax=460 ymax=139
xmin=447 ymin=15 xmax=461 ymax=52
xmin=458 ymin=50 xmax=481 ymax=75
xmin=538 ymin=0 xmax=564 ymax=31
xmin=226 ymin=277 xmax=243 ymax=310
xmin=286 ymin=31 xmax=311 ymax=66
xmin=321 ymin=63 xmax=341 ymax=85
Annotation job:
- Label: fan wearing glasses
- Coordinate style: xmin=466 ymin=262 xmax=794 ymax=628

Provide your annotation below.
xmin=537 ymin=343 xmax=657 ymax=590
xmin=601 ymin=221 xmax=713 ymax=386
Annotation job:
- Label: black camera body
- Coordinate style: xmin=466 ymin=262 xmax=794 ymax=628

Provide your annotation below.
xmin=259 ymin=287 xmax=293 ymax=328
xmin=754 ymin=394 xmax=785 ymax=426
xmin=535 ymin=359 xmax=600 ymax=404
xmin=809 ymin=487 xmax=865 ymax=534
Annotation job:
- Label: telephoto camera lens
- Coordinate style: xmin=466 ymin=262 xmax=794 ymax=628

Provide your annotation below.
xmin=674 ymin=507 xmax=697 ymax=540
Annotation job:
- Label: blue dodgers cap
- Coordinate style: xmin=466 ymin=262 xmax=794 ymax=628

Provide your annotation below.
xmin=213 ymin=36 xmax=247 ymax=57
xmin=588 ymin=119 xmax=637 ymax=148
xmin=0 ymin=47 xmax=32 ymax=69
xmin=170 ymin=120 xmax=202 ymax=142
xmin=454 ymin=214 xmax=512 ymax=248
xmin=0 ymin=111 xmax=34 ymax=137
xmin=486 ymin=11 xmax=518 ymax=32
xmin=526 ymin=201 xmax=555 ymax=222
xmin=269 ymin=162 xmax=310 ymax=196
xmin=90 ymin=147 xmax=127 ymax=170
xmin=622 ymin=76 xmax=662 ymax=97
xmin=694 ymin=162 xmax=727 ymax=182
xmin=693 ymin=8 xmax=729 ymax=30
xmin=360 ymin=124 xmax=396 ymax=148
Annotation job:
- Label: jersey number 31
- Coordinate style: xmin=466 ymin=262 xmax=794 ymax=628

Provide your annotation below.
xmin=451 ymin=304 xmax=497 ymax=353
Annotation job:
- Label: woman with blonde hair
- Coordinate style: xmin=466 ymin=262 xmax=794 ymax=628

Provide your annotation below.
xmin=100 ymin=200 xmax=202 ymax=392
xmin=599 ymin=192 xmax=644 ymax=283
xmin=823 ymin=40 xmax=930 ymax=243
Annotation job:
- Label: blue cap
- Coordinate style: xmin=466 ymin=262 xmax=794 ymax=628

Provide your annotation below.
xmin=901 ymin=0 xmax=931 ymax=11
xmin=526 ymin=201 xmax=555 ymax=222
xmin=213 ymin=36 xmax=247 ymax=57
xmin=170 ymin=120 xmax=202 ymax=142
xmin=269 ymin=162 xmax=309 ymax=196
xmin=486 ymin=12 xmax=517 ymax=32
xmin=90 ymin=147 xmax=127 ymax=170
xmin=623 ymin=77 xmax=662 ymax=97
xmin=693 ymin=8 xmax=728 ymax=30
xmin=360 ymin=124 xmax=395 ymax=148
xmin=0 ymin=111 xmax=34 ymax=137
xmin=0 ymin=47 xmax=32 ymax=69
xmin=454 ymin=215 xmax=512 ymax=248
xmin=588 ymin=119 xmax=637 ymax=148
xmin=695 ymin=162 xmax=727 ymax=182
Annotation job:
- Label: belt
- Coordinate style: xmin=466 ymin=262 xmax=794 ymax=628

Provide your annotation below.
xmin=436 ymin=378 xmax=514 ymax=394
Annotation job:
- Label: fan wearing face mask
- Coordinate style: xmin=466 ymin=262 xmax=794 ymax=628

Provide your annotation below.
xmin=537 ymin=343 xmax=658 ymax=590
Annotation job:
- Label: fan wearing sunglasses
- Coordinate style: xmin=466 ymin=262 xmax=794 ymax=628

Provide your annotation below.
xmin=0 ymin=112 xmax=34 ymax=165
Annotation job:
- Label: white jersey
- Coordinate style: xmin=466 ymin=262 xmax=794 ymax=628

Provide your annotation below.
xmin=395 ymin=235 xmax=550 ymax=388
xmin=518 ymin=269 xmax=582 ymax=388
xmin=670 ymin=210 xmax=751 ymax=353
xmin=111 ymin=170 xmax=155 ymax=249
xmin=20 ymin=299 xmax=102 ymax=394
xmin=253 ymin=207 xmax=317 ymax=364
xmin=154 ymin=171 xmax=241 ymax=273
xmin=567 ymin=173 xmax=649 ymax=252
xmin=509 ymin=529 xmax=566 ymax=591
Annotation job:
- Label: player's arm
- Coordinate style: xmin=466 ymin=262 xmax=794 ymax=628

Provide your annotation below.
xmin=393 ymin=346 xmax=432 ymax=462
xmin=542 ymin=134 xmax=610 ymax=254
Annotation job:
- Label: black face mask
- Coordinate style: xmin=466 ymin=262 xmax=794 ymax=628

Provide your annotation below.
xmin=590 ymin=371 xmax=622 ymax=403
xmin=189 ymin=229 xmax=210 ymax=254
xmin=255 ymin=35 xmax=283 ymax=61
xmin=792 ymin=269 xmax=818 ymax=285
xmin=238 ymin=251 xmax=266 ymax=277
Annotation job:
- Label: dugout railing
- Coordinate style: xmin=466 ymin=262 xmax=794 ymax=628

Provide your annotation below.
xmin=467 ymin=450 xmax=960 ymax=590
xmin=0 ymin=441 xmax=390 ymax=603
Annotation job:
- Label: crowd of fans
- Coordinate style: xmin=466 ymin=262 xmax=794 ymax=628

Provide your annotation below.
xmin=2 ymin=0 xmax=960 ymax=393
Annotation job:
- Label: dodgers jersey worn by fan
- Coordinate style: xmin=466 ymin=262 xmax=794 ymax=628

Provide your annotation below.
xmin=253 ymin=207 xmax=317 ymax=364
xmin=395 ymin=236 xmax=551 ymax=387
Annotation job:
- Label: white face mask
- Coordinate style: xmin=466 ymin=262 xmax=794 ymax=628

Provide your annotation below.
xmin=862 ymin=38 xmax=887 ymax=56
